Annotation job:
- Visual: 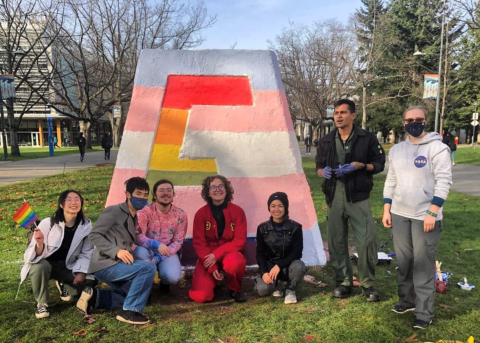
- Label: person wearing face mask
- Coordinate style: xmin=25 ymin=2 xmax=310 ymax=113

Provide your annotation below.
xmin=255 ymin=192 xmax=305 ymax=304
xmin=383 ymin=106 xmax=452 ymax=330
xmin=78 ymin=177 xmax=156 ymax=325
xmin=189 ymin=175 xmax=248 ymax=303
xmin=135 ymin=179 xmax=188 ymax=293
xmin=19 ymin=190 xmax=96 ymax=319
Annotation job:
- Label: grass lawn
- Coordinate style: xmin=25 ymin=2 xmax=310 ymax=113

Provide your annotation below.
xmin=455 ymin=147 xmax=480 ymax=167
xmin=4 ymin=146 xmax=104 ymax=162
xmin=0 ymin=161 xmax=479 ymax=342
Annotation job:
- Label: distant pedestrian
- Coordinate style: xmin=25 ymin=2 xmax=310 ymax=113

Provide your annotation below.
xmin=304 ymin=134 xmax=312 ymax=155
xmin=78 ymin=133 xmax=86 ymax=162
xmin=442 ymin=129 xmax=457 ymax=166
xmin=383 ymin=106 xmax=452 ymax=330
xmin=101 ymin=133 xmax=113 ymax=160
xmin=65 ymin=137 xmax=70 ymax=147
xmin=53 ymin=136 xmax=60 ymax=149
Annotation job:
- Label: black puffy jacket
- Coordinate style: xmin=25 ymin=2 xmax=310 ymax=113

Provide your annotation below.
xmin=256 ymin=219 xmax=303 ymax=275
xmin=315 ymin=125 xmax=385 ymax=206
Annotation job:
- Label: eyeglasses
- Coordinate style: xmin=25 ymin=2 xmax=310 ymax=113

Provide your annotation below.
xmin=65 ymin=197 xmax=82 ymax=202
xmin=404 ymin=118 xmax=425 ymax=124
xmin=209 ymin=184 xmax=225 ymax=192
xmin=158 ymin=188 xmax=173 ymax=193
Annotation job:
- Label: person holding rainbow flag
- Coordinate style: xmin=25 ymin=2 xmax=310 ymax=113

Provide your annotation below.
xmin=17 ymin=190 xmax=96 ymax=319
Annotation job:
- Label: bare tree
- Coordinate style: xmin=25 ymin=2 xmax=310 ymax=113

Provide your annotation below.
xmin=269 ymin=20 xmax=355 ymax=139
xmin=43 ymin=0 xmax=215 ymax=148
xmin=0 ymin=0 xmax=66 ymax=156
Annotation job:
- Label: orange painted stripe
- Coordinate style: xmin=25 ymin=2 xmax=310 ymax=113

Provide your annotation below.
xmin=154 ymin=108 xmax=189 ymax=145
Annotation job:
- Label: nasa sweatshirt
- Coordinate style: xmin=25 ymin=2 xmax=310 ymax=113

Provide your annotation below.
xmin=383 ymin=132 xmax=452 ymax=221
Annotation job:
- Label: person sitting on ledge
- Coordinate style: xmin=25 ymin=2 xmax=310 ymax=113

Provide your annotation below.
xmin=189 ymin=175 xmax=247 ymax=303
xmin=255 ymin=192 xmax=305 ymax=304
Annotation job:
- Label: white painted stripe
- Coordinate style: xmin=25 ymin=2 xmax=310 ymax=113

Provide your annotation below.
xmin=302 ymin=222 xmax=327 ymax=266
xmin=179 ymin=130 xmax=303 ymax=177
xmin=116 ymin=131 xmax=156 ymax=170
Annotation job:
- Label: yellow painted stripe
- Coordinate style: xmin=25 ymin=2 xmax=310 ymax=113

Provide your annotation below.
xmin=149 ymin=144 xmax=217 ymax=172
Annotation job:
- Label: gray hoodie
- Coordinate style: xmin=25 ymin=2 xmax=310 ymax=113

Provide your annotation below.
xmin=384 ymin=132 xmax=452 ymax=221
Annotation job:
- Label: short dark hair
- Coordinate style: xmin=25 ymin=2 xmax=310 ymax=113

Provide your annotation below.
xmin=51 ymin=190 xmax=86 ymax=228
xmin=125 ymin=177 xmax=150 ymax=195
xmin=152 ymin=179 xmax=174 ymax=202
xmin=333 ymin=99 xmax=356 ymax=114
xmin=201 ymin=175 xmax=234 ymax=203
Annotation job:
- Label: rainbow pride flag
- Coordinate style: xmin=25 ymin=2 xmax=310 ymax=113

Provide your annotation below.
xmin=13 ymin=202 xmax=38 ymax=229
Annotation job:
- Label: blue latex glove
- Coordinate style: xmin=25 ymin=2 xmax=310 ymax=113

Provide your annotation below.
xmin=322 ymin=166 xmax=333 ymax=179
xmin=333 ymin=164 xmax=356 ymax=177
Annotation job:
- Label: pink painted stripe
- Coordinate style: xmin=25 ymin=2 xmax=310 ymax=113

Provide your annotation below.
xmin=187 ymin=90 xmax=294 ymax=132
xmin=123 ymin=86 xmax=165 ymax=132
xmin=173 ymin=173 xmax=317 ymax=236
xmin=106 ymin=168 xmax=148 ymax=207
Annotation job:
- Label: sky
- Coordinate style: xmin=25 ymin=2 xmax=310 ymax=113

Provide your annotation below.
xmin=198 ymin=0 xmax=364 ymax=50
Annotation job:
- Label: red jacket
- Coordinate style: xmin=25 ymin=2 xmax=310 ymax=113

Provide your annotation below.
xmin=192 ymin=202 xmax=247 ymax=273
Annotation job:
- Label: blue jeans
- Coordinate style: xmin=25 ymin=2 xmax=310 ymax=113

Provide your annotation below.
xmin=134 ymin=246 xmax=182 ymax=285
xmin=94 ymin=260 xmax=156 ymax=313
xmin=451 ymin=151 xmax=455 ymax=163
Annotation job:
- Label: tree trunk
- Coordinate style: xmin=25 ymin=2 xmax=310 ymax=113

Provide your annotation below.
xmin=80 ymin=121 xmax=92 ymax=149
xmin=7 ymin=101 xmax=20 ymax=156
xmin=108 ymin=111 xmax=122 ymax=147
xmin=362 ymin=86 xmax=367 ymax=130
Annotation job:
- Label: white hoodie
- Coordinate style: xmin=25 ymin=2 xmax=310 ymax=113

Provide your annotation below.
xmin=384 ymin=132 xmax=452 ymax=221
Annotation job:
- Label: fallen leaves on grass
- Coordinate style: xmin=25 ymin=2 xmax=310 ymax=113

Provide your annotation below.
xmin=304 ymin=335 xmax=316 ymax=341
xmin=93 ymin=327 xmax=106 ymax=333
xmin=73 ymin=329 xmax=87 ymax=336
xmin=439 ymin=304 xmax=453 ymax=309
xmin=85 ymin=314 xmax=96 ymax=324
xmin=405 ymin=333 xmax=416 ymax=341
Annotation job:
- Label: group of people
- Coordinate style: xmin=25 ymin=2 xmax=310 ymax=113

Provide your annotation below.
xmin=20 ymin=99 xmax=452 ymax=330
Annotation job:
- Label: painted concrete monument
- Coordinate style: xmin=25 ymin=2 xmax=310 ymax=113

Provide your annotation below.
xmin=107 ymin=50 xmax=326 ymax=266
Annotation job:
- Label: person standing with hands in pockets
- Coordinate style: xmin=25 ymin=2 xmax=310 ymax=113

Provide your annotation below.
xmin=316 ymin=99 xmax=385 ymax=302
xmin=383 ymin=106 xmax=452 ymax=330
xmin=77 ymin=177 xmax=156 ymax=325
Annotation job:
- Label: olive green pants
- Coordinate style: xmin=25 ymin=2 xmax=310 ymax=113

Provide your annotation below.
xmin=327 ymin=182 xmax=378 ymax=288
xmin=29 ymin=259 xmax=97 ymax=304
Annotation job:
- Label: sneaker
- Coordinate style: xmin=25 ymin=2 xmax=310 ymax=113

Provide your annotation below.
xmin=230 ymin=290 xmax=247 ymax=303
xmin=272 ymin=283 xmax=283 ymax=297
xmin=413 ymin=319 xmax=432 ymax=329
xmin=116 ymin=309 xmax=150 ymax=325
xmin=56 ymin=281 xmax=72 ymax=302
xmin=391 ymin=304 xmax=415 ymax=314
xmin=284 ymin=289 xmax=297 ymax=304
xmin=76 ymin=286 xmax=96 ymax=315
xmin=35 ymin=303 xmax=49 ymax=319
xmin=452 ymin=162 xmax=456 ymax=166
xmin=363 ymin=286 xmax=380 ymax=302
xmin=333 ymin=285 xmax=352 ymax=299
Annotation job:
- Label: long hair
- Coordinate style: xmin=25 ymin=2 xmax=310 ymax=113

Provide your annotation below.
xmin=50 ymin=190 xmax=86 ymax=228
xmin=200 ymin=175 xmax=234 ymax=204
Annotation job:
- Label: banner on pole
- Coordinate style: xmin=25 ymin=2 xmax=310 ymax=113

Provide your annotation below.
xmin=0 ymin=75 xmax=15 ymax=100
xmin=113 ymin=104 xmax=122 ymax=118
xmin=326 ymin=105 xmax=334 ymax=118
xmin=423 ymin=74 xmax=439 ymax=99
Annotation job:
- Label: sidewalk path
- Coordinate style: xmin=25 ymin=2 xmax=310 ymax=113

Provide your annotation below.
xmin=0 ymin=150 xmax=117 ymax=187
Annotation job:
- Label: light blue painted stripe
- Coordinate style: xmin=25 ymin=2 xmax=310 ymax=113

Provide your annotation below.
xmin=134 ymin=49 xmax=284 ymax=91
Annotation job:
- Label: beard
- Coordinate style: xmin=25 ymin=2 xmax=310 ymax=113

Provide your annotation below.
xmin=157 ymin=198 xmax=172 ymax=207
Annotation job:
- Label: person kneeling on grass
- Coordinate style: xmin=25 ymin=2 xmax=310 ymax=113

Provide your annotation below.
xmin=188 ymin=175 xmax=248 ymax=303
xmin=19 ymin=190 xmax=97 ymax=319
xmin=76 ymin=177 xmax=156 ymax=325
xmin=255 ymin=192 xmax=306 ymax=304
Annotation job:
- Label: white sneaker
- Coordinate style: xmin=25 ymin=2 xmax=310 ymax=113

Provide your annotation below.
xmin=452 ymin=162 xmax=456 ymax=166
xmin=272 ymin=290 xmax=283 ymax=297
xmin=284 ymin=289 xmax=297 ymax=304
xmin=56 ymin=281 xmax=72 ymax=301
xmin=35 ymin=303 xmax=49 ymax=319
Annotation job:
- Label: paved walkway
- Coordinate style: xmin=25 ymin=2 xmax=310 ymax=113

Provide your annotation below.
xmin=0 ymin=150 xmax=117 ymax=186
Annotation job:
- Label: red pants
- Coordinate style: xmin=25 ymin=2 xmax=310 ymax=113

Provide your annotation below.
xmin=189 ymin=251 xmax=246 ymax=303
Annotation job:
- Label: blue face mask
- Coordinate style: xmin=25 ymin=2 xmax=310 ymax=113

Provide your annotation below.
xmin=405 ymin=122 xmax=425 ymax=137
xmin=130 ymin=196 xmax=148 ymax=210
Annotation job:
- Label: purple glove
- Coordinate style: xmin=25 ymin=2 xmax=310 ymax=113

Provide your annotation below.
xmin=333 ymin=164 xmax=356 ymax=177
xmin=322 ymin=166 xmax=333 ymax=179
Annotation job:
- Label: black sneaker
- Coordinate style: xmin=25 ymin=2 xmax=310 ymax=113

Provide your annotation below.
xmin=230 ymin=290 xmax=247 ymax=303
xmin=76 ymin=286 xmax=96 ymax=315
xmin=159 ymin=282 xmax=170 ymax=293
xmin=392 ymin=304 xmax=415 ymax=314
xmin=363 ymin=286 xmax=380 ymax=302
xmin=116 ymin=309 xmax=150 ymax=325
xmin=333 ymin=285 xmax=352 ymax=299
xmin=413 ymin=319 xmax=432 ymax=329
xmin=56 ymin=281 xmax=72 ymax=301
xmin=35 ymin=303 xmax=49 ymax=319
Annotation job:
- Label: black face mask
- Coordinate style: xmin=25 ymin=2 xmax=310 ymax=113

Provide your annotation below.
xmin=405 ymin=122 xmax=425 ymax=137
